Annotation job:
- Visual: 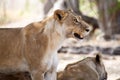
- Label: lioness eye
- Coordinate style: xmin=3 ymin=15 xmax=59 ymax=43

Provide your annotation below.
xmin=73 ymin=18 xmax=78 ymax=23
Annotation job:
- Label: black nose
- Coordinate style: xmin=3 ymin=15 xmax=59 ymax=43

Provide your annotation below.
xmin=74 ymin=33 xmax=83 ymax=39
xmin=85 ymin=29 xmax=89 ymax=32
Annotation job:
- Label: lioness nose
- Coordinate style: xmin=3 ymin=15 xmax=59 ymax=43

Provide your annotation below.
xmin=85 ymin=29 xmax=90 ymax=32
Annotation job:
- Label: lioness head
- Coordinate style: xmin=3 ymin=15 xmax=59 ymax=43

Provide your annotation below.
xmin=54 ymin=9 xmax=91 ymax=40
xmin=57 ymin=54 xmax=107 ymax=80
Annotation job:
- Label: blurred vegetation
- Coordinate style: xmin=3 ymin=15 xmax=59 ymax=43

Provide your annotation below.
xmin=19 ymin=0 xmax=30 ymax=16
xmin=0 ymin=0 xmax=120 ymax=31
xmin=0 ymin=0 xmax=43 ymax=25
xmin=109 ymin=1 xmax=120 ymax=14
xmin=39 ymin=0 xmax=45 ymax=3
xmin=0 ymin=0 xmax=98 ymax=25
xmin=79 ymin=0 xmax=98 ymax=18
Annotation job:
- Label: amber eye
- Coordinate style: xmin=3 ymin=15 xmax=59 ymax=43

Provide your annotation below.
xmin=73 ymin=18 xmax=78 ymax=23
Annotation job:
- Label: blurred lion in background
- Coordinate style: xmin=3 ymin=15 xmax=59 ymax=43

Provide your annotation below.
xmin=57 ymin=54 xmax=107 ymax=80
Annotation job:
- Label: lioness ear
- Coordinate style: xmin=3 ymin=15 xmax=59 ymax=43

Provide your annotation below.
xmin=54 ymin=9 xmax=68 ymax=21
xmin=95 ymin=54 xmax=102 ymax=63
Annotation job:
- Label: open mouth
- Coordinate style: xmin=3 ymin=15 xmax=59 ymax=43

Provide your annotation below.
xmin=73 ymin=33 xmax=83 ymax=39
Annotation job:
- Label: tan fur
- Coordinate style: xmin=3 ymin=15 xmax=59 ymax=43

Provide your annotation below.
xmin=57 ymin=54 xmax=107 ymax=80
xmin=0 ymin=9 xmax=91 ymax=80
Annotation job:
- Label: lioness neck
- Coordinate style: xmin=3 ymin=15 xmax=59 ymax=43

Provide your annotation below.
xmin=44 ymin=16 xmax=66 ymax=50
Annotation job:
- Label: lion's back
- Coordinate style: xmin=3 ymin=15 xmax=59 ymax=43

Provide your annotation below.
xmin=0 ymin=28 xmax=23 ymax=51
xmin=0 ymin=28 xmax=25 ymax=70
xmin=0 ymin=28 xmax=22 ymax=38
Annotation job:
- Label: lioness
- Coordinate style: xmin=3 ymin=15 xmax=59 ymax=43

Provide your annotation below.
xmin=57 ymin=54 xmax=107 ymax=80
xmin=0 ymin=9 xmax=91 ymax=80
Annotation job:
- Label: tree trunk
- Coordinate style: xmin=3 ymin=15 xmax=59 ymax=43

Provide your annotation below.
xmin=96 ymin=0 xmax=120 ymax=40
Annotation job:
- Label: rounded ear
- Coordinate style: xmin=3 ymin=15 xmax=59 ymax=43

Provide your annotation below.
xmin=54 ymin=9 xmax=68 ymax=21
xmin=95 ymin=53 xmax=102 ymax=63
